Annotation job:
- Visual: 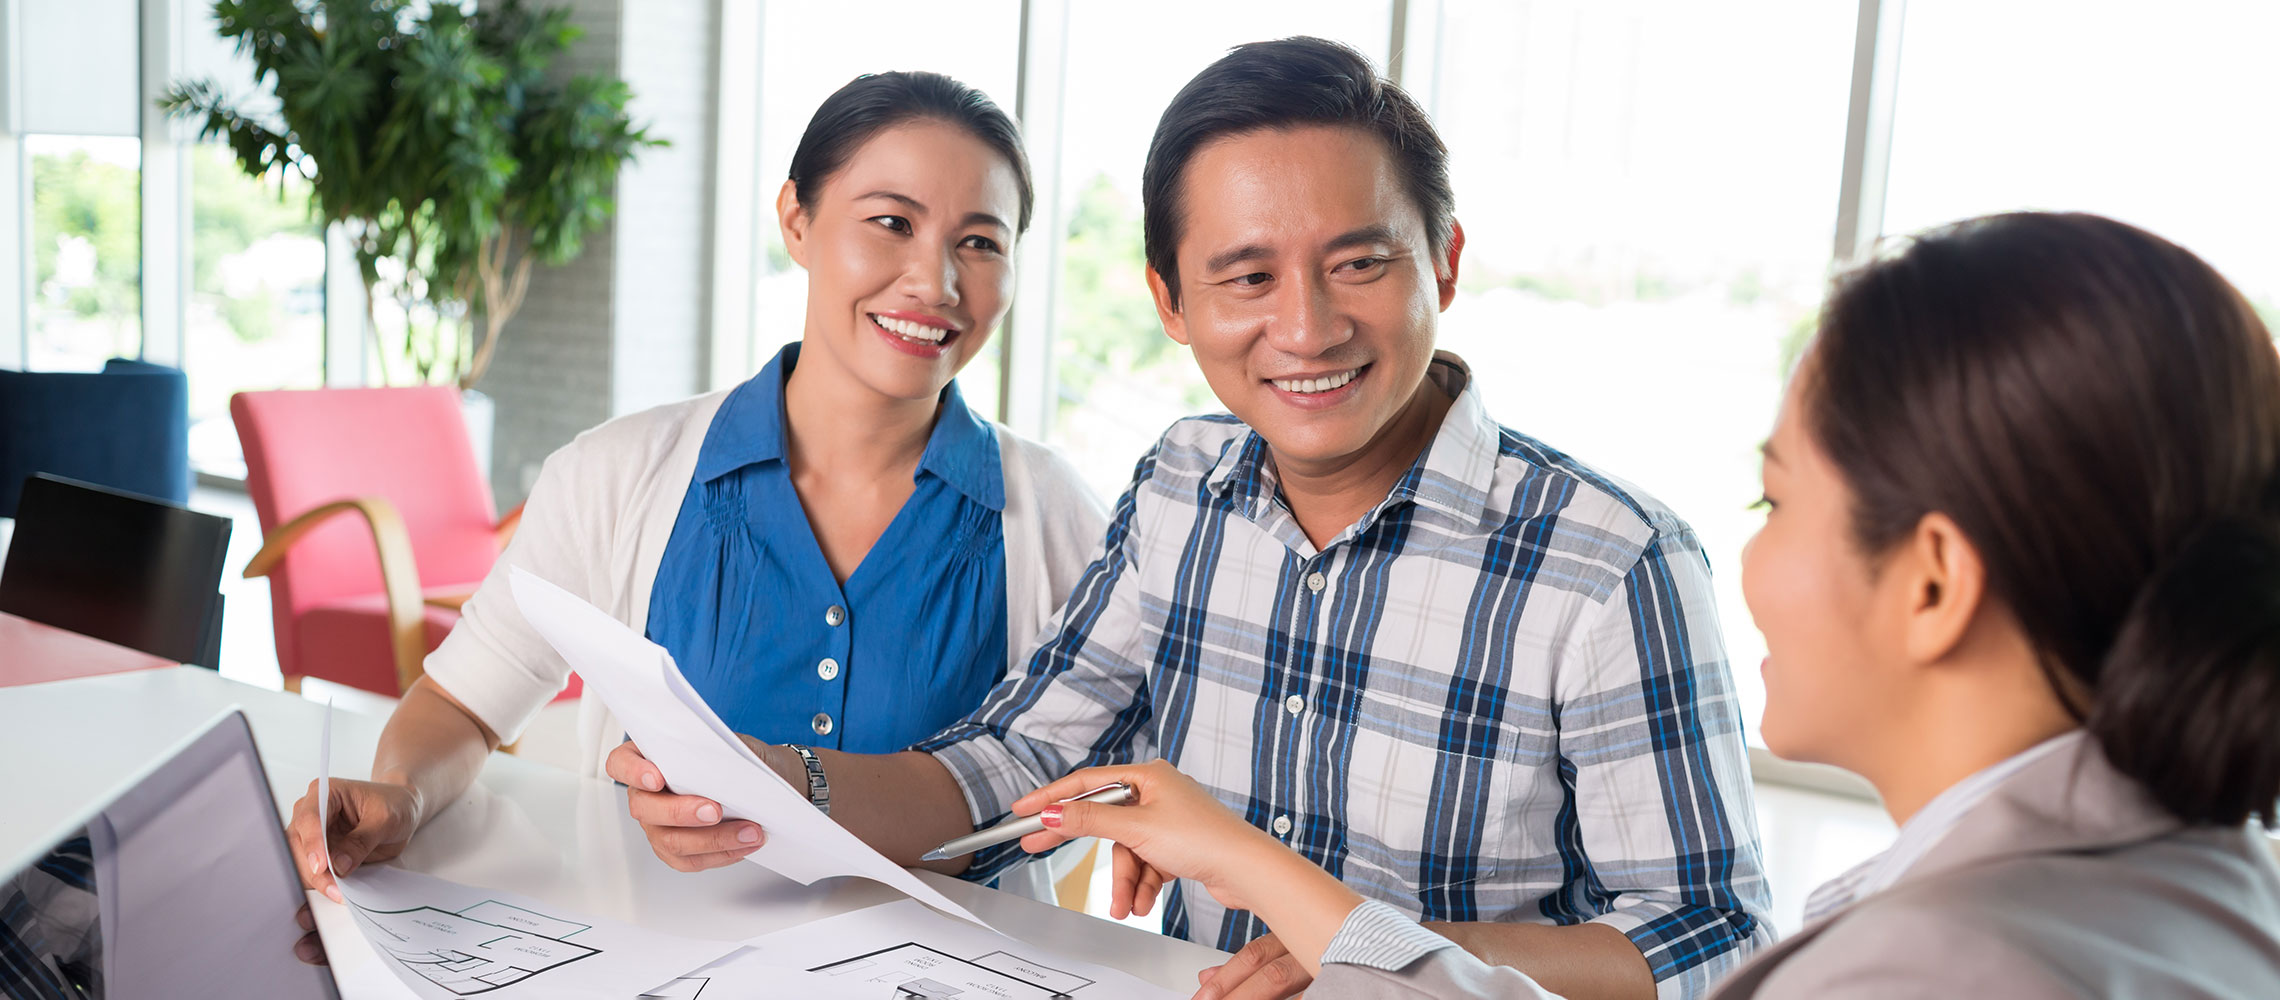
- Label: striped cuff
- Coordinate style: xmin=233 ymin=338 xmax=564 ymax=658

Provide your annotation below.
xmin=1318 ymin=899 xmax=1460 ymax=972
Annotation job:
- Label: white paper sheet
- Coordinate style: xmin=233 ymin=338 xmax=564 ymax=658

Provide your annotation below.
xmin=319 ymin=705 xmax=741 ymax=999
xmin=739 ymin=900 xmax=1183 ymax=1000
xmin=637 ymin=949 xmax=877 ymax=999
xmin=508 ymin=567 xmax=996 ymax=930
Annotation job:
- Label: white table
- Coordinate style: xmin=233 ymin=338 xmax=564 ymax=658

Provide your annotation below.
xmin=0 ymin=668 xmax=1229 ymax=995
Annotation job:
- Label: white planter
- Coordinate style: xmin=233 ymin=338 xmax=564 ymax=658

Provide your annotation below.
xmin=460 ymin=388 xmax=496 ymax=483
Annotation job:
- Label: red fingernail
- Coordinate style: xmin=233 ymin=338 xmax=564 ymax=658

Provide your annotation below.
xmin=1039 ymin=804 xmax=1063 ymax=829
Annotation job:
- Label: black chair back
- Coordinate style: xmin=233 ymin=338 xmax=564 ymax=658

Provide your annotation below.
xmin=0 ymin=474 xmax=231 ymax=668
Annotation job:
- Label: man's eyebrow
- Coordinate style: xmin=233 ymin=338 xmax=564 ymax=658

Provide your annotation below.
xmin=1323 ymin=224 xmax=1401 ymax=254
xmin=1203 ymin=243 xmax=1274 ymax=274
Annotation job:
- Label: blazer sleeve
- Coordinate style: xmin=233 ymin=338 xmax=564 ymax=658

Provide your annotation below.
xmin=1309 ymin=901 xmax=1571 ymax=1000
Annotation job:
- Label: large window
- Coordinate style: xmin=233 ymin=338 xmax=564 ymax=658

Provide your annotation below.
xmin=25 ymin=135 xmax=142 ymax=371
xmin=183 ymin=145 xmax=328 ymax=478
xmin=1427 ymin=0 xmax=1857 ymax=738
xmin=1882 ymin=0 xmax=2280 ymax=319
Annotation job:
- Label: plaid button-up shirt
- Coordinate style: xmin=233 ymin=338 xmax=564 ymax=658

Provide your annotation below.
xmin=918 ymin=354 xmax=1771 ymax=997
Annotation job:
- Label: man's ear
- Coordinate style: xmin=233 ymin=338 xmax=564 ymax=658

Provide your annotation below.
xmin=1436 ymin=220 xmax=1466 ymax=311
xmin=1898 ymin=511 xmax=1987 ymax=666
xmin=775 ymin=179 xmax=811 ymax=271
xmin=1147 ymin=265 xmax=1191 ymax=346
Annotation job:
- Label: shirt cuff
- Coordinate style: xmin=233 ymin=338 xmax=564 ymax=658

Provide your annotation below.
xmin=1318 ymin=899 xmax=1461 ymax=972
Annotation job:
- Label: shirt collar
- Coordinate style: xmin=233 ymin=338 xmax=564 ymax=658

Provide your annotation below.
xmin=1205 ymin=352 xmax=1502 ymax=530
xmin=694 ymin=341 xmax=1004 ymax=511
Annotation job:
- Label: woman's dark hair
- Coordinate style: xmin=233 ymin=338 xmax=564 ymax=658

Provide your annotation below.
xmin=788 ymin=71 xmax=1034 ymax=234
xmin=1140 ymin=36 xmax=1454 ymax=308
xmin=1808 ymin=211 xmax=2280 ymax=827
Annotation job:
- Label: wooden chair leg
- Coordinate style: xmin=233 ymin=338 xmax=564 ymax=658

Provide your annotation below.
xmin=1056 ymin=841 xmax=1103 ymax=913
xmin=282 ymin=675 xmax=303 ymax=694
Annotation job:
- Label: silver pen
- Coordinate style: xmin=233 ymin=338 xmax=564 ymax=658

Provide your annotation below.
xmin=920 ymin=782 xmax=1136 ymax=861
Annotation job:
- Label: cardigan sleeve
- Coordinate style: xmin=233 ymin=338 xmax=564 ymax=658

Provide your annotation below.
xmin=418 ymin=440 xmax=602 ymax=744
xmin=995 ymin=429 xmax=1110 ymax=662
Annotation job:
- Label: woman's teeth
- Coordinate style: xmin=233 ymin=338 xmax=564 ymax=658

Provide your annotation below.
xmin=873 ymin=314 xmax=952 ymax=343
xmin=1271 ymin=369 xmax=1359 ymax=394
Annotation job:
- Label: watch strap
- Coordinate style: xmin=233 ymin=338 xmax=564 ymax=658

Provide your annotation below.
xmin=785 ymin=744 xmax=830 ymax=815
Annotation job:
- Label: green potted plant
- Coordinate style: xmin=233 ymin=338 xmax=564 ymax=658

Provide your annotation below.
xmin=160 ymin=0 xmax=664 ymax=416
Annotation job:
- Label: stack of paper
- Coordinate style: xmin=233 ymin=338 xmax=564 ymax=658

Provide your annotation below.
xmin=319 ymin=708 xmax=742 ymax=999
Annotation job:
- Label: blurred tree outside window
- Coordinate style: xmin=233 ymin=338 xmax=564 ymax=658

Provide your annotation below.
xmin=185 ymin=143 xmax=327 ymax=478
xmin=26 ymin=135 xmax=142 ymax=371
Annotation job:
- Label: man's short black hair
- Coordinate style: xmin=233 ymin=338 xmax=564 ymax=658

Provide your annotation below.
xmin=1141 ymin=36 xmax=1455 ymax=308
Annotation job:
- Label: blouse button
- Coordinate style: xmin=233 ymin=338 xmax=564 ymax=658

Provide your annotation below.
xmin=1305 ymin=572 xmax=1326 ymax=593
xmin=811 ymin=713 xmax=834 ymax=736
xmin=825 ymin=605 xmax=846 ymax=627
xmin=1285 ymin=694 xmax=1304 ymax=716
xmin=1272 ymin=814 xmax=1293 ymax=837
xmin=817 ymin=658 xmax=840 ymax=681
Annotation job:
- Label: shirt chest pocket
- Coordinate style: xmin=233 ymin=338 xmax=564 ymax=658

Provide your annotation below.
xmin=1333 ymin=720 xmax=1548 ymax=915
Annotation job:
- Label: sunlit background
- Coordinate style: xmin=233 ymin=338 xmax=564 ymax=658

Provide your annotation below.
xmin=6 ymin=0 xmax=2275 ymax=936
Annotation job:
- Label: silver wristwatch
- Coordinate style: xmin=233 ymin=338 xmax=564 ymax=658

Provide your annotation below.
xmin=785 ymin=744 xmax=830 ymax=815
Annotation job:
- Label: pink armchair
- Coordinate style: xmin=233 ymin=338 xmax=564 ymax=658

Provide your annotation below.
xmin=232 ymin=387 xmax=579 ymax=708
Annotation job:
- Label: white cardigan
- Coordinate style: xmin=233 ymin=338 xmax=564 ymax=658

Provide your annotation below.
xmin=423 ymin=387 xmax=1109 ymax=778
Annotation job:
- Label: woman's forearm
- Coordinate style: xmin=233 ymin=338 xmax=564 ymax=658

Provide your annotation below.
xmin=369 ymin=678 xmax=501 ymax=829
xmin=1240 ymin=846 xmax=1369 ymax=976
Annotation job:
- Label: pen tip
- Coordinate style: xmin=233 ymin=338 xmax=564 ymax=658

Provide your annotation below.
xmin=920 ymin=850 xmax=944 ymax=862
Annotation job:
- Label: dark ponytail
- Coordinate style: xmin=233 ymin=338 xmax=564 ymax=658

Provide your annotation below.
xmin=2090 ymin=518 xmax=2280 ymax=826
xmin=1808 ymin=212 xmax=2280 ymax=827
xmin=787 ymin=71 xmax=1034 ymax=234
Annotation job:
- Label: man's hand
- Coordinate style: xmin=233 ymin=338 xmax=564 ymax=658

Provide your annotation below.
xmin=603 ymin=740 xmax=766 ymax=871
xmin=1196 ymin=932 xmax=1311 ymax=1000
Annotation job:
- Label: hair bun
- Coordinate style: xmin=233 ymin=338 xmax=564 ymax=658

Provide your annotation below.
xmin=2089 ymin=517 xmax=2280 ymax=826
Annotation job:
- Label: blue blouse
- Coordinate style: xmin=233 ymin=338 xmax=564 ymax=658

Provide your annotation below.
xmin=646 ymin=344 xmax=1009 ymax=753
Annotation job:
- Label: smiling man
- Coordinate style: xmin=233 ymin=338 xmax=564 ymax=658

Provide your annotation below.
xmin=603 ymin=37 xmax=1769 ymax=1000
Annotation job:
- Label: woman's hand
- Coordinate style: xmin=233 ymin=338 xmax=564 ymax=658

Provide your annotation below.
xmin=284 ymin=777 xmax=422 ymax=904
xmin=603 ymin=740 xmax=768 ymax=871
xmin=1012 ymin=760 xmax=1314 ymax=919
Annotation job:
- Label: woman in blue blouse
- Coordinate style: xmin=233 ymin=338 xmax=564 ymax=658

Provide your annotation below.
xmin=285 ymin=72 xmax=1106 ymax=914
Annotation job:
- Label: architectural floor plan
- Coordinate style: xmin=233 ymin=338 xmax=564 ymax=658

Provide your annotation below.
xmin=350 ymin=897 xmax=600 ymax=995
xmin=737 ymin=900 xmax=1179 ymax=1000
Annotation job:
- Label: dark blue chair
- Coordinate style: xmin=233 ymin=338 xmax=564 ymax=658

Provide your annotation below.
xmin=0 ymin=358 xmax=190 ymax=518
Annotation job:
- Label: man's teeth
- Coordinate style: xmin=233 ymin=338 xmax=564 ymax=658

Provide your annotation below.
xmin=874 ymin=315 xmax=951 ymax=342
xmin=1271 ymin=369 xmax=1360 ymax=394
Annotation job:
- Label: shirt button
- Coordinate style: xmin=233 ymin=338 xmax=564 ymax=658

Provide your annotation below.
xmin=824 ymin=605 xmax=846 ymax=627
xmin=1305 ymin=572 xmax=1326 ymax=593
xmin=1272 ymin=814 xmax=1293 ymax=837
xmin=817 ymin=658 xmax=840 ymax=681
xmin=811 ymin=713 xmax=833 ymax=736
xmin=1285 ymin=694 xmax=1305 ymax=716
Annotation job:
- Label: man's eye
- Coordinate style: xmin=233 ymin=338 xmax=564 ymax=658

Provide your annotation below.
xmin=1229 ymin=272 xmax=1270 ymax=287
xmin=1341 ymin=256 xmax=1386 ymax=272
xmin=870 ymin=216 xmax=912 ymax=233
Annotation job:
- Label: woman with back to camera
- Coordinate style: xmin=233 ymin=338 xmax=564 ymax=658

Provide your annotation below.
xmin=280 ymin=71 xmax=1108 ymax=943
xmin=1010 ymin=212 xmax=2280 ymax=999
